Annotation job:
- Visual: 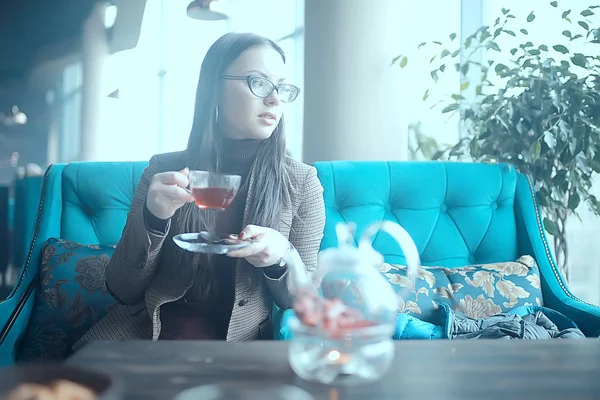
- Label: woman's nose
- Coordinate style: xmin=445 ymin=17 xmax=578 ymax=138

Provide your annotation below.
xmin=264 ymin=89 xmax=281 ymax=106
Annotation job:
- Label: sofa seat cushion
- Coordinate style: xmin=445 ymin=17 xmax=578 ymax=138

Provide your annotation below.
xmin=382 ymin=255 xmax=544 ymax=323
xmin=16 ymin=239 xmax=118 ymax=362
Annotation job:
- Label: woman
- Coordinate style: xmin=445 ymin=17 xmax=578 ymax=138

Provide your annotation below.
xmin=74 ymin=32 xmax=325 ymax=347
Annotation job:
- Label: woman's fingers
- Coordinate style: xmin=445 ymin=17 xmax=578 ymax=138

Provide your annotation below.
xmin=155 ymin=169 xmax=190 ymax=188
xmin=159 ymin=184 xmax=194 ymax=203
xmin=238 ymin=224 xmax=266 ymax=240
xmin=227 ymin=241 xmax=266 ymax=259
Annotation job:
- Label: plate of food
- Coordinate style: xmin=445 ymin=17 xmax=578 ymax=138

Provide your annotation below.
xmin=0 ymin=364 xmax=121 ymax=400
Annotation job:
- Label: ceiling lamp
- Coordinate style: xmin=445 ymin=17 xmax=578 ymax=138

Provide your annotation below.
xmin=0 ymin=106 xmax=27 ymax=126
xmin=186 ymin=0 xmax=229 ymax=21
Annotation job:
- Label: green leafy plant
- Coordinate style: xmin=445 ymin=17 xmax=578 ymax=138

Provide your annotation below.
xmin=393 ymin=2 xmax=600 ymax=280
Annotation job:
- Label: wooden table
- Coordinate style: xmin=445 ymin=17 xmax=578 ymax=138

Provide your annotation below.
xmin=67 ymin=339 xmax=600 ymax=400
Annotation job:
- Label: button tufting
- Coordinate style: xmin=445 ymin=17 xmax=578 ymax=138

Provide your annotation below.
xmin=440 ymin=204 xmax=448 ymax=212
xmin=490 ymin=202 xmax=498 ymax=210
xmin=468 ymin=255 xmax=475 ymax=264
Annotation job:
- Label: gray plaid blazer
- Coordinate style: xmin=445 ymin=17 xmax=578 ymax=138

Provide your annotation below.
xmin=73 ymin=151 xmax=325 ymax=349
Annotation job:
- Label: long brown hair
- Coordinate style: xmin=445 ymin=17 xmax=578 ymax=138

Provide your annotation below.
xmin=177 ymin=33 xmax=289 ymax=299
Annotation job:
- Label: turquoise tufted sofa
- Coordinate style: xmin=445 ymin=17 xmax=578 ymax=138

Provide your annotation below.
xmin=1 ymin=160 xmax=599 ymax=365
xmin=275 ymin=161 xmax=600 ymax=338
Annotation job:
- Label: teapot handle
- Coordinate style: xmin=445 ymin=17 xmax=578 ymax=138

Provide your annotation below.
xmin=359 ymin=220 xmax=420 ymax=303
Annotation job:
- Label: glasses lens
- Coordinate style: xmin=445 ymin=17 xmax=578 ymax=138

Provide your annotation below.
xmin=249 ymin=77 xmax=273 ymax=97
xmin=277 ymin=84 xmax=299 ymax=103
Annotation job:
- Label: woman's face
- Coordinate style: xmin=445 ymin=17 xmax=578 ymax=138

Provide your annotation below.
xmin=218 ymin=45 xmax=288 ymax=140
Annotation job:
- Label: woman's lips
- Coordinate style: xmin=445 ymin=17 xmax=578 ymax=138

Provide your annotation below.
xmin=258 ymin=112 xmax=277 ymax=126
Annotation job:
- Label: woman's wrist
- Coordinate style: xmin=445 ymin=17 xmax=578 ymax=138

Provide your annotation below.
xmin=263 ymin=241 xmax=294 ymax=278
xmin=275 ymin=241 xmax=294 ymax=267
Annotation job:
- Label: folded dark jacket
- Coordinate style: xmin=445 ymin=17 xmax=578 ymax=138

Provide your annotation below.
xmin=450 ymin=310 xmax=585 ymax=340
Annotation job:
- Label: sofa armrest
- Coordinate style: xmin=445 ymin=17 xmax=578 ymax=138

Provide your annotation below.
xmin=0 ymin=165 xmax=65 ymax=365
xmin=515 ymin=173 xmax=600 ymax=337
xmin=12 ymin=176 xmax=44 ymax=267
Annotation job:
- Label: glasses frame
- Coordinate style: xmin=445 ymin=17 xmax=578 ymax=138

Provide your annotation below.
xmin=222 ymin=75 xmax=300 ymax=103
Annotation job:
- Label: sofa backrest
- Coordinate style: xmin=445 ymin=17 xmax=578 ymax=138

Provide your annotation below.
xmin=53 ymin=160 xmax=522 ymax=267
xmin=59 ymin=162 xmax=148 ymax=245
xmin=314 ymin=161 xmax=520 ymax=267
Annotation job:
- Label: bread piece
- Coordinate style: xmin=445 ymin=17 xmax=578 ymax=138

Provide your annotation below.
xmin=50 ymin=380 xmax=96 ymax=400
xmin=3 ymin=383 xmax=57 ymax=400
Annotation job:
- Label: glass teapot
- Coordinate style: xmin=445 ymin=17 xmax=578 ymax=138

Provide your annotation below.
xmin=288 ymin=220 xmax=420 ymax=386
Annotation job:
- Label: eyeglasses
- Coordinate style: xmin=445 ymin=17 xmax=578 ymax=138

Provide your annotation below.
xmin=222 ymin=75 xmax=300 ymax=103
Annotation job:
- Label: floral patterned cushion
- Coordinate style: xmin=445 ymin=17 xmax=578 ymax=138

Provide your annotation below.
xmin=382 ymin=255 xmax=544 ymax=324
xmin=16 ymin=239 xmax=117 ymax=362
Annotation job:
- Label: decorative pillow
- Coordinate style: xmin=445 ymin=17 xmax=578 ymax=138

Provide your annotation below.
xmin=16 ymin=239 xmax=118 ymax=362
xmin=382 ymin=255 xmax=544 ymax=323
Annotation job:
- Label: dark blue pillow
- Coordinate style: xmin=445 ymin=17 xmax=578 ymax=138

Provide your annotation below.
xmin=16 ymin=239 xmax=118 ymax=362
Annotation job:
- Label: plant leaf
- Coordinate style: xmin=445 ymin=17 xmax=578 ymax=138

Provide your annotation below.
xmin=550 ymin=1 xmax=558 ymax=7
xmin=422 ymin=89 xmax=430 ymax=101
xmin=544 ymin=218 xmax=559 ymax=236
xmin=400 ymin=56 xmax=408 ymax=68
xmin=520 ymin=29 xmax=529 ymax=34
xmin=527 ymin=12 xmax=536 ymax=22
xmin=531 ymin=140 xmax=542 ymax=159
xmin=568 ymin=192 xmax=580 ymax=210
xmin=571 ymin=53 xmax=587 ymax=67
xmin=504 ymin=29 xmax=516 ymax=37
xmin=553 ymin=45 xmax=569 ymax=53
xmin=562 ymin=10 xmax=571 ymax=18
xmin=418 ymin=42 xmax=427 ymax=49
xmin=579 ymin=21 xmax=590 ymax=30
xmin=502 ymin=8 xmax=510 ymax=15
xmin=581 ymin=9 xmax=594 ymax=17
xmin=450 ymin=33 xmax=457 ymax=41
xmin=562 ymin=30 xmax=572 ymax=38
xmin=442 ymin=103 xmax=460 ymax=113
xmin=460 ymin=81 xmax=470 ymax=91
xmin=465 ymin=37 xmax=472 ymax=49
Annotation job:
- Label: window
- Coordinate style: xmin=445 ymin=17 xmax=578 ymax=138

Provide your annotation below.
xmin=59 ymin=62 xmax=83 ymax=162
xmin=98 ymin=0 xmax=304 ymax=161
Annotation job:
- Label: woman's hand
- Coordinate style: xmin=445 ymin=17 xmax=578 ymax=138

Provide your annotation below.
xmin=227 ymin=225 xmax=289 ymax=268
xmin=146 ymin=168 xmax=194 ymax=220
